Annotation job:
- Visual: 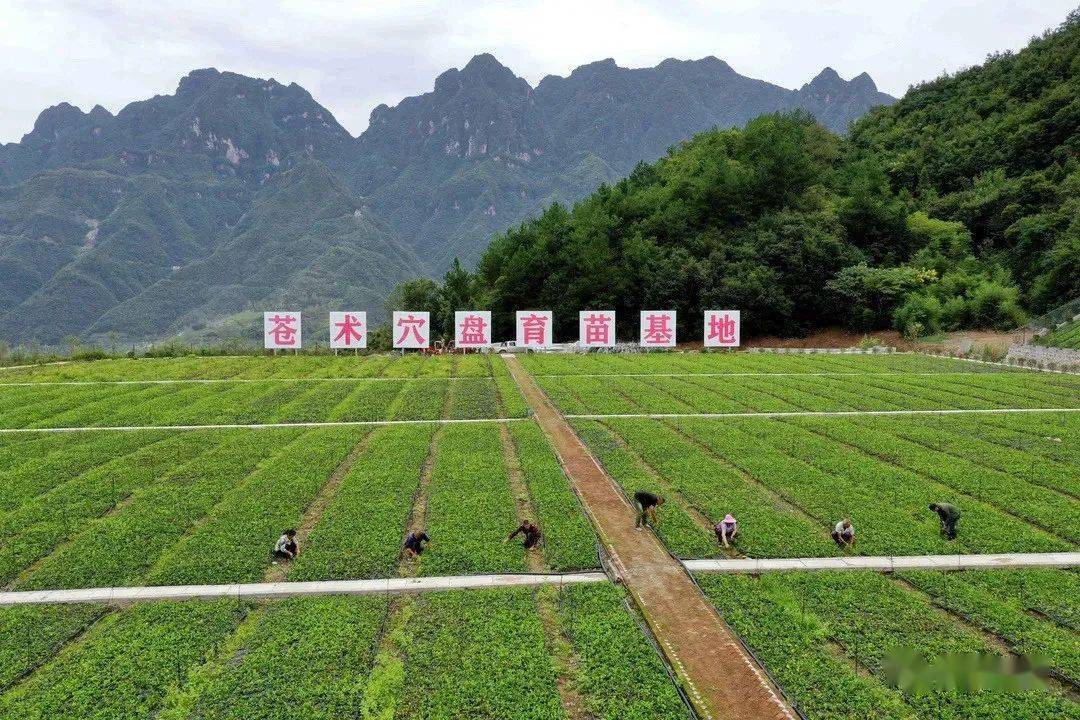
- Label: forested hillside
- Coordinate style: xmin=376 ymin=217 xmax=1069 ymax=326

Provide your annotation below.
xmin=0 ymin=54 xmax=891 ymax=346
xmin=404 ymin=12 xmax=1078 ymax=342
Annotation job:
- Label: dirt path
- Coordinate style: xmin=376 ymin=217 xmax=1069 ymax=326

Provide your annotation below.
xmin=503 ymin=355 xmax=797 ymax=720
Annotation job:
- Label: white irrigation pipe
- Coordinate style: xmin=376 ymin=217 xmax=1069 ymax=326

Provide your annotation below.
xmin=565 ymin=407 xmax=1080 ymax=420
xmin=4 ymin=552 xmax=1076 ymax=606
xmin=0 ymin=572 xmax=608 ymax=606
xmin=0 ymin=417 xmax=530 ymax=434
xmin=683 ymin=552 xmax=1080 ymax=574
xmin=529 ymin=370 xmax=1042 ymax=379
xmin=0 ymin=376 xmax=493 ymax=387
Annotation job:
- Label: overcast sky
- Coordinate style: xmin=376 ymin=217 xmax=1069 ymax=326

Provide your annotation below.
xmin=2 ymin=0 xmax=1076 ymax=143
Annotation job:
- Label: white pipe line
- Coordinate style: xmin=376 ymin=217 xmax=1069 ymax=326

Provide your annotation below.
xmin=4 ymin=552 xmax=1076 ymax=606
xmin=566 ymin=407 xmax=1080 ymax=420
xmin=0 ymin=376 xmax=489 ymax=387
xmin=0 ymin=572 xmax=609 ymax=606
xmin=0 ymin=417 xmax=529 ymax=434
xmin=530 ymin=370 xmax=1044 ymax=378
xmin=683 ymin=552 xmax=1080 ymax=574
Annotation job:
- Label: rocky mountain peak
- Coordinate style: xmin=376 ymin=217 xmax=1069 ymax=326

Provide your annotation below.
xmin=805 ymin=67 xmax=844 ymax=90
xmin=434 ymin=53 xmax=530 ymax=97
xmin=176 ymin=68 xmax=224 ymax=97
xmin=29 ymin=102 xmax=88 ymax=139
xmin=850 ymin=71 xmax=878 ymax=93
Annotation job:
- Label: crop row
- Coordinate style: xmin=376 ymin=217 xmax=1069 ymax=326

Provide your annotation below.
xmin=935 ymin=412 xmax=1080 ymax=468
xmin=886 ymin=414 xmax=1080 ymax=497
xmin=573 ymin=421 xmax=719 ymax=558
xmin=931 ymin=568 xmax=1078 ymax=633
xmin=600 ymin=419 xmax=832 ymax=558
xmin=0 ymin=352 xmax=503 ymax=383
xmin=144 ymin=428 xmax=364 ymax=586
xmin=16 ymin=430 xmax=301 ymax=591
xmin=0 ymin=432 xmax=217 ymax=586
xmin=3 ymin=420 xmax=592 ymax=591
xmin=898 ymin=570 xmax=1080 ymax=686
xmin=1043 ymin=319 xmax=1080 ymax=349
xmin=813 ymin=417 xmax=1079 ymax=538
xmin=508 ymin=422 xmax=599 ymax=571
xmin=520 ymin=351 xmax=998 ymax=376
xmin=0 ymin=432 xmax=151 ymax=514
xmin=157 ymin=596 xmax=388 ymax=720
xmin=683 ymin=416 xmax=1069 ymax=555
xmin=491 ymin=355 xmax=530 ymax=417
xmin=420 ymin=423 xmax=528 ymax=575
xmin=0 ymin=584 xmax=692 ymax=720
xmin=0 ymin=376 xmax=527 ymax=429
xmin=0 ymin=600 xmax=245 ymax=720
xmin=538 ymin=371 xmax=1078 ymax=416
xmin=581 ymin=413 xmax=1072 ymax=559
xmin=698 ymin=571 xmax=1078 ymax=720
xmin=593 ymin=413 xmax=1078 ymax=696
xmin=986 ymin=412 xmax=1080 ymax=453
xmin=374 ymin=585 xmax=690 ymax=719
xmin=289 ymin=425 xmax=435 ymax=581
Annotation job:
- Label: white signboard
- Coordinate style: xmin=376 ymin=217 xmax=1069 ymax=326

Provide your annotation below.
xmin=704 ymin=310 xmax=740 ymax=347
xmin=516 ymin=310 xmax=553 ymax=348
xmin=329 ymin=311 xmax=367 ymax=349
xmin=264 ymin=311 xmax=301 ymax=349
xmin=393 ymin=311 xmax=430 ymax=349
xmin=579 ymin=310 xmax=616 ymax=348
xmin=455 ymin=311 xmax=492 ymax=348
xmin=640 ymin=310 xmax=676 ymax=348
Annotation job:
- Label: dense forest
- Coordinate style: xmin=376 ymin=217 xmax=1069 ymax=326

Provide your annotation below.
xmin=393 ymin=11 xmax=1079 ymax=342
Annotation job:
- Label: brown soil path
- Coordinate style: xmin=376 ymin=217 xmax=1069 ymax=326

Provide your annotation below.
xmin=502 ymin=355 xmax=797 ymax=720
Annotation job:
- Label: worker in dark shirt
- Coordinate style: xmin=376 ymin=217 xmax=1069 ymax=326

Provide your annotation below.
xmin=273 ymin=529 xmax=298 ymax=560
xmin=929 ymin=503 xmax=961 ymax=540
xmin=508 ymin=521 xmax=542 ymax=550
xmin=633 ymin=490 xmax=665 ymax=529
xmin=403 ymin=530 xmax=430 ymax=557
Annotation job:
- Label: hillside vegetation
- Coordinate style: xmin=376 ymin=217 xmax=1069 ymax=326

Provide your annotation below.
xmin=406 ymin=13 xmax=1079 ymax=342
xmin=0 ymin=55 xmax=891 ymax=346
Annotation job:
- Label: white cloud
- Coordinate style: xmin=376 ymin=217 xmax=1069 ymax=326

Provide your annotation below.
xmin=0 ymin=0 xmax=1075 ymax=142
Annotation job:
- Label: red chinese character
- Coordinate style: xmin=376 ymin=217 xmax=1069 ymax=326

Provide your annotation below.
xmin=333 ymin=314 xmax=364 ymax=346
xmin=458 ymin=314 xmax=488 ymax=345
xmin=396 ymin=314 xmax=427 ymax=345
xmin=521 ymin=313 xmax=548 ymax=345
xmin=707 ymin=313 xmax=737 ymax=344
xmin=583 ymin=313 xmax=611 ymax=345
xmin=268 ymin=314 xmax=298 ymax=346
xmin=642 ymin=313 xmax=673 ymax=345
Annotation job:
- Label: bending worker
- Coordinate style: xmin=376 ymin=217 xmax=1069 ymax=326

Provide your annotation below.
xmin=273 ymin=528 xmax=298 ymax=560
xmin=404 ymin=530 xmax=430 ymax=557
xmin=831 ymin=518 xmax=856 ymax=549
xmin=929 ymin=503 xmax=961 ymax=540
xmin=715 ymin=514 xmax=738 ymax=548
xmin=634 ymin=490 xmax=665 ymax=529
xmin=508 ymin=520 xmax=542 ymax=550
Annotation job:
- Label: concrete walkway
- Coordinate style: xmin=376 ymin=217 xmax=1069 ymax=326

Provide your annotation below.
xmin=0 ymin=417 xmax=527 ymax=434
xmin=684 ymin=552 xmax=1080 ymax=574
xmin=504 ymin=355 xmax=798 ymax=720
xmin=566 ymin=407 xmax=1080 ymax=420
xmin=0 ymin=572 xmax=607 ymax=606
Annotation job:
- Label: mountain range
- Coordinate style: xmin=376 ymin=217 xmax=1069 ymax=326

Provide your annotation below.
xmin=0 ymin=54 xmax=894 ymax=345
